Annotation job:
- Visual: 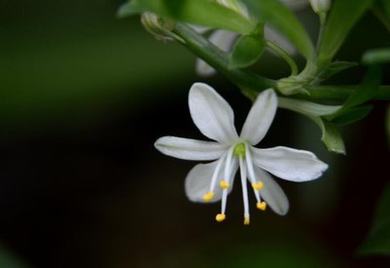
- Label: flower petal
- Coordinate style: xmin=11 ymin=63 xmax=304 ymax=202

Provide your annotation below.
xmin=254 ymin=166 xmax=289 ymax=215
xmin=240 ymin=89 xmax=278 ymax=145
xmin=185 ymin=158 xmax=238 ymax=203
xmin=252 ymin=146 xmax=328 ymax=182
xmin=154 ymin=136 xmax=228 ymax=161
xmin=195 ymin=30 xmax=238 ymax=77
xmin=189 ymin=83 xmax=239 ymax=144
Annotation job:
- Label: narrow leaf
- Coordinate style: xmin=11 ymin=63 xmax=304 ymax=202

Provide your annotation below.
xmin=359 ymin=184 xmax=390 ymax=255
xmin=118 ymin=0 xmax=256 ymax=34
xmin=241 ymin=0 xmax=315 ymax=59
xmin=311 ymin=116 xmax=346 ymax=154
xmin=315 ymin=61 xmax=358 ymax=82
xmin=318 ymin=0 xmax=375 ymax=65
xmin=328 ymin=66 xmax=381 ymax=120
xmin=330 ymin=105 xmax=373 ymax=125
xmin=229 ymin=33 xmax=265 ymax=69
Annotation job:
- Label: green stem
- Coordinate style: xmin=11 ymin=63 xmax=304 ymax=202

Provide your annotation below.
xmin=297 ymin=85 xmax=390 ymax=102
xmin=173 ymin=23 xmax=275 ymax=90
xmin=266 ymin=41 xmax=298 ymax=76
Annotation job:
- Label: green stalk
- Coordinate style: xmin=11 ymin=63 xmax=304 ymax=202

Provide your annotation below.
xmin=266 ymin=41 xmax=298 ymax=76
xmin=173 ymin=23 xmax=275 ymax=90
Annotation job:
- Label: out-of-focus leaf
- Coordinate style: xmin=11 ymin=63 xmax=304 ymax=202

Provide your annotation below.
xmin=318 ymin=0 xmax=375 ymax=65
xmin=330 ymin=105 xmax=373 ymax=125
xmin=241 ymin=0 xmax=315 ymax=59
xmin=372 ymin=1 xmax=390 ymax=31
xmin=359 ymin=184 xmax=390 ymax=255
xmin=0 ymin=246 xmax=30 ymax=268
xmin=315 ymin=61 xmax=358 ymax=82
xmin=362 ymin=47 xmax=390 ymax=64
xmin=229 ymin=32 xmax=265 ymax=69
xmin=118 ymin=0 xmax=256 ymax=34
xmin=381 ymin=0 xmax=390 ymax=17
xmin=328 ymin=66 xmax=381 ymax=120
xmin=311 ymin=117 xmax=346 ymax=154
xmin=387 ymin=106 xmax=390 ymax=145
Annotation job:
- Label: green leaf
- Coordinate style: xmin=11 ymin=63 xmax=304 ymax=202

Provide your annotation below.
xmin=315 ymin=61 xmax=358 ymax=82
xmin=278 ymin=98 xmax=345 ymax=154
xmin=241 ymin=0 xmax=315 ymax=59
xmin=362 ymin=47 xmax=390 ymax=64
xmin=310 ymin=117 xmax=346 ymax=154
xmin=330 ymin=105 xmax=373 ymax=125
xmin=328 ymin=66 xmax=381 ymax=120
xmin=229 ymin=32 xmax=265 ymax=69
xmin=318 ymin=0 xmax=375 ymax=66
xmin=118 ymin=0 xmax=256 ymax=34
xmin=381 ymin=0 xmax=390 ymax=17
xmin=278 ymin=97 xmax=341 ymax=117
xmin=359 ymin=184 xmax=390 ymax=255
xmin=372 ymin=1 xmax=390 ymax=31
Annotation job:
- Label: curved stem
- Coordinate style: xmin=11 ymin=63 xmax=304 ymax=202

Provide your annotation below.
xmin=173 ymin=23 xmax=275 ymax=90
xmin=266 ymin=41 xmax=298 ymax=76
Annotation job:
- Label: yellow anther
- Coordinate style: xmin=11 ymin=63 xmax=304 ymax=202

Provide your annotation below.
xmin=202 ymin=192 xmax=214 ymax=202
xmin=256 ymin=201 xmax=267 ymax=211
xmin=252 ymin=181 xmax=264 ymax=191
xmin=215 ymin=213 xmax=226 ymax=222
xmin=244 ymin=216 xmax=250 ymax=225
xmin=219 ymin=180 xmax=230 ymax=189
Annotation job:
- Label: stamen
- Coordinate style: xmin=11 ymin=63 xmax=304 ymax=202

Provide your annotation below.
xmin=215 ymin=213 xmax=226 ymax=222
xmin=202 ymin=191 xmax=214 ymax=202
xmin=219 ymin=180 xmax=230 ymax=189
xmin=218 ymin=157 xmax=237 ymax=220
xmin=245 ymin=144 xmax=264 ymax=204
xmin=256 ymin=201 xmax=267 ymax=211
xmin=204 ymin=154 xmax=226 ymax=202
xmin=252 ymin=181 xmax=264 ymax=191
xmin=239 ymin=156 xmax=250 ymax=226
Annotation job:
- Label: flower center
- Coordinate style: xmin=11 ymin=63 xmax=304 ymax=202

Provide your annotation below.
xmin=233 ymin=142 xmax=246 ymax=158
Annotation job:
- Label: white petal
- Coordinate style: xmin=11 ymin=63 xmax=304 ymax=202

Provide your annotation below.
xmin=240 ymin=89 xmax=278 ymax=145
xmin=265 ymin=26 xmax=297 ymax=55
xmin=252 ymin=146 xmax=328 ymax=182
xmin=195 ymin=30 xmax=238 ymax=77
xmin=189 ymin=83 xmax=239 ymax=144
xmin=253 ymin=166 xmax=289 ymax=215
xmin=154 ymin=136 xmax=228 ymax=161
xmin=185 ymin=158 xmax=238 ymax=203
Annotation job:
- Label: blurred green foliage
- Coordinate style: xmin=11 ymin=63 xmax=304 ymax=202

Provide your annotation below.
xmin=359 ymin=184 xmax=390 ymax=255
xmin=0 ymin=0 xmax=193 ymax=127
xmin=0 ymin=245 xmax=30 ymax=268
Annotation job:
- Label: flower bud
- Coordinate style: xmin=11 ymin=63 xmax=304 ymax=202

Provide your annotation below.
xmin=140 ymin=12 xmax=176 ymax=42
xmin=309 ymin=0 xmax=331 ymax=14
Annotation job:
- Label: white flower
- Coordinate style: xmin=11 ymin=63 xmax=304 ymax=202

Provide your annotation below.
xmin=195 ymin=0 xmax=309 ymax=76
xmin=155 ymin=83 xmax=328 ymax=224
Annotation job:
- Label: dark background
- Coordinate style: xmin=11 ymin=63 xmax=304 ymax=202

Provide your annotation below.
xmin=0 ymin=0 xmax=389 ymax=267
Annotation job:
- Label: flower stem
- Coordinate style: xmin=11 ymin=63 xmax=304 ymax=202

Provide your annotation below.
xmin=266 ymin=41 xmax=298 ymax=76
xmin=173 ymin=23 xmax=275 ymax=90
